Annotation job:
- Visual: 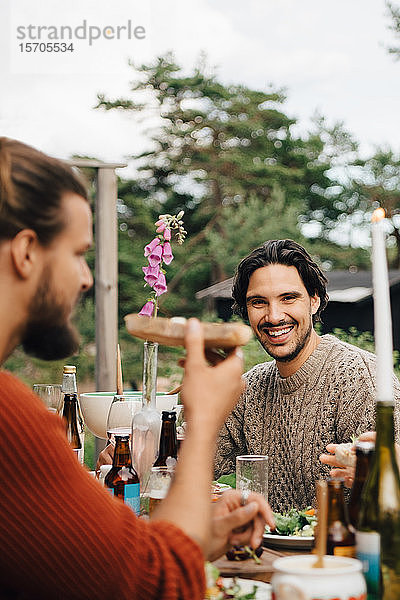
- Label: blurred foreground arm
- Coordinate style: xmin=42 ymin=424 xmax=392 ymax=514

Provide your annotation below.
xmin=151 ymin=318 xmax=244 ymax=557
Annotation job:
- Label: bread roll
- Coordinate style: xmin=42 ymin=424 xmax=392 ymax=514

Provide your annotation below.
xmin=124 ymin=314 xmax=252 ymax=349
xmin=334 ymin=442 xmax=356 ymax=468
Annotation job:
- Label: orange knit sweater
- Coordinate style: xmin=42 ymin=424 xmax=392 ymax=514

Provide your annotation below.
xmin=0 ymin=372 xmax=205 ymax=599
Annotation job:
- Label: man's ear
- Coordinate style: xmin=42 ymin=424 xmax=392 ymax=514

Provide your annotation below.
xmin=311 ymin=294 xmax=321 ymax=315
xmin=10 ymin=229 xmax=42 ymax=279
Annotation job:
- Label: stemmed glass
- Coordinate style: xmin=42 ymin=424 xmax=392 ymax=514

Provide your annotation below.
xmin=33 ymin=384 xmax=63 ymax=414
xmin=106 ymin=394 xmax=141 ymax=443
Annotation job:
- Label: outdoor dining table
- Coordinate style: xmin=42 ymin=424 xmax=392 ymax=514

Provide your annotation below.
xmin=212 ymin=545 xmax=310 ymax=583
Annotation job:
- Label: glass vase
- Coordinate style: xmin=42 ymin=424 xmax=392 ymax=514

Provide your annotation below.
xmin=131 ymin=341 xmax=161 ymax=490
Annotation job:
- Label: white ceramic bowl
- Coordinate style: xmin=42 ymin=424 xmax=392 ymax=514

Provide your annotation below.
xmin=80 ymin=391 xmax=179 ymax=439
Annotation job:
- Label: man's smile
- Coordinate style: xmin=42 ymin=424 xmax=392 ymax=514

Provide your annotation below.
xmin=259 ymin=323 xmax=295 ymax=342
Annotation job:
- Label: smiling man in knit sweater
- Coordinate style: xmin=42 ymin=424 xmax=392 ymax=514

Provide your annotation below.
xmin=0 ymin=138 xmax=274 ymax=600
xmin=214 ymin=240 xmax=400 ymax=513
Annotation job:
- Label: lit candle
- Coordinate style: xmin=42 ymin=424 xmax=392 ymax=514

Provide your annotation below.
xmin=371 ymin=207 xmax=394 ymax=402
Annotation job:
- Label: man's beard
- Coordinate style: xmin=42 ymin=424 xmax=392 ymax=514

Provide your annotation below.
xmin=257 ymin=317 xmax=313 ymax=364
xmin=22 ymin=270 xmax=81 ymax=361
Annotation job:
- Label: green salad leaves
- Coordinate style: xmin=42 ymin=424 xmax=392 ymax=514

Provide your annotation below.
xmin=204 ymin=563 xmax=258 ymax=599
xmin=267 ymin=507 xmax=317 ymax=537
xmin=216 ymin=473 xmax=236 ymax=488
xmin=216 ymin=474 xmax=317 ymax=539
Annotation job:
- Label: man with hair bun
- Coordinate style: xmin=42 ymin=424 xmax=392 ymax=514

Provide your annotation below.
xmin=0 ymin=137 xmax=273 ymax=600
xmin=214 ymin=239 xmax=400 ymax=513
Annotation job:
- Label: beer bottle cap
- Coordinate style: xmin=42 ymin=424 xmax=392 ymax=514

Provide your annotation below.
xmin=63 ymin=365 xmax=76 ymax=374
xmin=328 ymin=476 xmax=345 ymax=486
xmin=161 ymin=411 xmax=176 ymax=421
xmin=355 ymin=440 xmax=375 ymax=452
xmin=99 ymin=465 xmax=112 ymax=475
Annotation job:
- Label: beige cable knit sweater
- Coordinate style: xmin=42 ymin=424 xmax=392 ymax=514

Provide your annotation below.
xmin=214 ymin=334 xmax=400 ymax=513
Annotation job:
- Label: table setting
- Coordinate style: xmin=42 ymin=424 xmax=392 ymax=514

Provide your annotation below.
xmin=212 ymin=471 xmax=366 ymax=600
xmin=28 ymin=208 xmax=399 ymax=599
xmin=212 ymin=457 xmax=314 ymax=586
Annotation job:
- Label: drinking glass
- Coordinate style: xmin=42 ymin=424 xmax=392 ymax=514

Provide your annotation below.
xmin=106 ymin=394 xmax=141 ymax=442
xmin=236 ymin=455 xmax=269 ymax=501
xmin=33 ymin=384 xmax=63 ymax=414
xmin=148 ymin=466 xmax=175 ymax=515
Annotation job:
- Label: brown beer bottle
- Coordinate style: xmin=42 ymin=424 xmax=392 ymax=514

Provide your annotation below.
xmin=348 ymin=440 xmax=375 ymax=528
xmin=326 ymin=477 xmax=356 ymax=557
xmin=61 ymin=365 xmax=84 ymax=464
xmin=153 ymin=411 xmax=177 ymax=468
xmin=105 ymin=433 xmax=140 ymax=515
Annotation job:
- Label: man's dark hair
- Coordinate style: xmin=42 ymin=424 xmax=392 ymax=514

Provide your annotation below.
xmin=0 ymin=137 xmax=88 ymax=245
xmin=232 ymin=239 xmax=329 ymax=323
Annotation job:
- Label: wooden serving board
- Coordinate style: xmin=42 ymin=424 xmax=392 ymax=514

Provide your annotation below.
xmin=212 ymin=547 xmax=308 ymax=583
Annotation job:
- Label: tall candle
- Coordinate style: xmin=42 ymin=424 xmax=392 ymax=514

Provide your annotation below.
xmin=371 ymin=207 xmax=394 ymax=402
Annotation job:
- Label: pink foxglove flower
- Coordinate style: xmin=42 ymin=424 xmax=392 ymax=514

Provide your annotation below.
xmin=144 ymin=237 xmax=160 ymax=257
xmin=142 ymin=264 xmax=160 ymax=286
xmin=162 ymin=241 xmax=173 ymax=265
xmin=156 ymin=222 xmax=166 ymax=233
xmin=154 ymin=272 xmax=167 ymax=296
xmin=139 ymin=212 xmax=186 ymax=318
xmin=148 ymin=244 xmax=163 ymax=268
xmin=139 ymin=300 xmax=155 ymax=317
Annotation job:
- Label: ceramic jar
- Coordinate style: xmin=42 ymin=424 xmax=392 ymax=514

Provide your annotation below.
xmin=271 ymin=555 xmax=366 ymax=600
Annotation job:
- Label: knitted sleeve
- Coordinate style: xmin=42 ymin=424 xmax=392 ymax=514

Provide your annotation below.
xmin=334 ymin=354 xmax=377 ymax=442
xmin=0 ymin=372 xmax=205 ymax=600
xmin=334 ymin=349 xmax=400 ymax=443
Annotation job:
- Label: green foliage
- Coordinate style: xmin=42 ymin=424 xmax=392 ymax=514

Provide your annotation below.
xmin=93 ymin=52 xmax=373 ymax=351
xmin=205 ymin=188 xmax=304 ymax=278
xmin=241 ymin=336 xmax=272 ymax=373
xmin=332 ymin=327 xmax=400 ymax=380
xmin=5 ymin=54 xmax=385 ymax=397
xmin=306 ymin=239 xmax=370 ymax=271
xmin=84 ymin=429 xmax=95 ymax=470
xmin=116 ymin=181 xmax=161 ymax=322
xmin=297 ymin=12 xmax=400 ymax=265
xmin=387 ymin=1 xmax=400 ymax=58
xmin=331 ymin=327 xmax=375 ymax=353
xmin=334 ymin=148 xmax=400 ymax=266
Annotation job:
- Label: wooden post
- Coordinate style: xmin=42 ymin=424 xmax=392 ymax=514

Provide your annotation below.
xmin=69 ymin=159 xmax=127 ymax=460
xmin=95 ymin=167 xmax=118 ymax=394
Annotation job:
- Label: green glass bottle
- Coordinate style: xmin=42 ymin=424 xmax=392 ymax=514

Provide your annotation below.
xmin=61 ymin=365 xmax=85 ymax=464
xmin=356 ymin=401 xmax=400 ymax=600
xmin=348 ymin=441 xmax=375 ymax=528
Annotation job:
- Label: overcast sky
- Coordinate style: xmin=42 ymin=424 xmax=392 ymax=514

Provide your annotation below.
xmin=0 ymin=0 xmax=399 ymax=179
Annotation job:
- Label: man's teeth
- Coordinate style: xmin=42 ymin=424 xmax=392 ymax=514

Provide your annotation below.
xmin=267 ymin=327 xmax=292 ymax=337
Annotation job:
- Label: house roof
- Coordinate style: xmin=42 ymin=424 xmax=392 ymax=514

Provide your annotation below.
xmin=196 ymin=270 xmax=400 ymax=304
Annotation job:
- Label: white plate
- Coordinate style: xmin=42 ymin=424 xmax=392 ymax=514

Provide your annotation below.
xmin=263 ymin=532 xmax=314 ymax=550
xmin=221 ymin=578 xmax=271 ymax=600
